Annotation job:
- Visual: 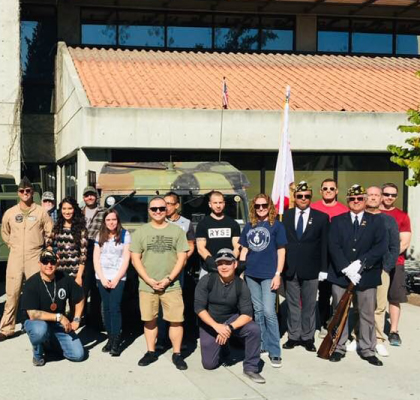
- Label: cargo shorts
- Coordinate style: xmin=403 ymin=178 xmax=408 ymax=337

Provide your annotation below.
xmin=140 ymin=289 xmax=184 ymax=323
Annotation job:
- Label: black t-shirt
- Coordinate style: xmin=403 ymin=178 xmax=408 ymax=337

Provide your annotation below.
xmin=195 ymin=215 xmax=241 ymax=256
xmin=194 ymin=274 xmax=253 ymax=323
xmin=21 ymin=271 xmax=84 ymax=315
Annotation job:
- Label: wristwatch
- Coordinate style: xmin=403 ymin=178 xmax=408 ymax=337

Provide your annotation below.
xmin=227 ymin=324 xmax=235 ymax=332
xmin=166 ymin=276 xmax=173 ymax=283
xmin=56 ymin=313 xmax=62 ymax=322
xmin=73 ymin=317 xmax=81 ymax=323
xmin=275 ymin=271 xmax=281 ymax=277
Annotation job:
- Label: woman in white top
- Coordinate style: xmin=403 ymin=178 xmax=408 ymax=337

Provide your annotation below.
xmin=94 ymin=209 xmax=130 ymax=356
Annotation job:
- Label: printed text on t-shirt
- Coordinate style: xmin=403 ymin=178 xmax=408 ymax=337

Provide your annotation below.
xmin=208 ymin=228 xmax=231 ymax=238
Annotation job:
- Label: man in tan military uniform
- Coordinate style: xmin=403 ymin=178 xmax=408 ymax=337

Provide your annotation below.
xmin=0 ymin=177 xmax=53 ymax=341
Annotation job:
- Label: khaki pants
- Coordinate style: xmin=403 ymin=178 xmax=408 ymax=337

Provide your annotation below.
xmin=0 ymin=256 xmax=40 ymax=335
xmin=375 ymin=270 xmax=390 ymax=343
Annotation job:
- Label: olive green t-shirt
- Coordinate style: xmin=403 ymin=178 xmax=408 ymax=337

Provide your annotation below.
xmin=130 ymin=222 xmax=189 ymax=293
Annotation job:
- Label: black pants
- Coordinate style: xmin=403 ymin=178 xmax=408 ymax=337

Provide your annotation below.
xmin=318 ymin=280 xmax=332 ymax=329
xmin=83 ymin=240 xmax=102 ymax=328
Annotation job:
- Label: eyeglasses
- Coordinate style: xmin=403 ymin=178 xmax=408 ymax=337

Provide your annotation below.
xmin=254 ymin=203 xmax=269 ymax=210
xmin=165 ymin=202 xmax=177 ymax=206
xmin=322 ymin=187 xmax=336 ymax=191
xmin=383 ymin=193 xmax=397 ymax=198
xmin=149 ymin=206 xmax=167 ymax=212
xmin=18 ymin=189 xmax=32 ymax=194
xmin=296 ymin=194 xmax=312 ymax=200
xmin=348 ymin=196 xmax=365 ymax=202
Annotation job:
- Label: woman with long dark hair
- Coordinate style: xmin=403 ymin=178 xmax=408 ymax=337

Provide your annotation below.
xmin=46 ymin=196 xmax=88 ymax=286
xmin=239 ymin=193 xmax=287 ymax=368
xmin=93 ymin=209 xmax=131 ymax=356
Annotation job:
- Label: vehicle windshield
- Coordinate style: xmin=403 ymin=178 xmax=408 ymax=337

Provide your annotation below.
xmin=106 ymin=194 xmax=246 ymax=225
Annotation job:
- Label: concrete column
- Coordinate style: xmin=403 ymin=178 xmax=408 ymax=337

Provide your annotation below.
xmin=57 ymin=3 xmax=80 ymax=45
xmin=0 ymin=0 xmax=20 ymax=181
xmin=77 ymin=148 xmax=89 ymax=202
xmin=295 ymin=15 xmax=317 ymax=52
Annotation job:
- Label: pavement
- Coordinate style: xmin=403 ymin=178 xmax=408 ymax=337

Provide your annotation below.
xmin=1 ymin=302 xmax=420 ymax=400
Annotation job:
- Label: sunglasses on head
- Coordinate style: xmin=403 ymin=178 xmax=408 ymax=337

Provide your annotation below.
xmin=383 ymin=193 xmax=397 ymax=198
xmin=348 ymin=196 xmax=365 ymax=202
xmin=149 ymin=206 xmax=167 ymax=212
xmin=254 ymin=203 xmax=269 ymax=210
xmin=18 ymin=188 xmax=32 ymax=194
xmin=296 ymin=194 xmax=312 ymax=200
xmin=322 ymin=187 xmax=336 ymax=191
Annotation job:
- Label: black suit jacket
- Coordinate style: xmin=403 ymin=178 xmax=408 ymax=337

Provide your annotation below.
xmin=283 ymin=207 xmax=329 ymax=280
xmin=327 ymin=212 xmax=387 ymax=290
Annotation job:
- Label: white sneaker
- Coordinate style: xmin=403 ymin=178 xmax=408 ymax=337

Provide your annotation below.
xmin=346 ymin=340 xmax=358 ymax=352
xmin=375 ymin=343 xmax=389 ymax=357
xmin=318 ymin=327 xmax=328 ymax=339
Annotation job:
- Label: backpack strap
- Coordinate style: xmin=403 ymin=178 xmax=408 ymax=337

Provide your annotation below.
xmin=120 ymin=228 xmax=126 ymax=243
xmin=207 ymin=272 xmax=217 ymax=293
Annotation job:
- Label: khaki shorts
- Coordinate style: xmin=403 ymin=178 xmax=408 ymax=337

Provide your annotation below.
xmin=140 ymin=290 xmax=184 ymax=322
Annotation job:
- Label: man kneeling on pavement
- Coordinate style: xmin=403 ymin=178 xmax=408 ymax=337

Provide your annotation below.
xmin=21 ymin=249 xmax=85 ymax=366
xmin=194 ymin=248 xmax=265 ymax=384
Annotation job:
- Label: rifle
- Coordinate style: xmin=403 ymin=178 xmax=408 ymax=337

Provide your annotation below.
xmin=317 ymin=261 xmax=367 ymax=360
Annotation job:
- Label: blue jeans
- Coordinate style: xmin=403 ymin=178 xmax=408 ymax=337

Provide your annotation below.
xmin=24 ymin=320 xmax=84 ymax=362
xmin=246 ymin=276 xmax=281 ymax=358
xmin=97 ymin=280 xmax=125 ymax=335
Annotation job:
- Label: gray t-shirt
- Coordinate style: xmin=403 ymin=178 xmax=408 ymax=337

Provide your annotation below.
xmin=167 ymin=215 xmax=195 ymax=241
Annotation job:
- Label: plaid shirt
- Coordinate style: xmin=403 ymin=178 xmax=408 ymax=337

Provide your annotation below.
xmin=48 ymin=208 xmax=58 ymax=224
xmin=82 ymin=206 xmax=106 ymax=240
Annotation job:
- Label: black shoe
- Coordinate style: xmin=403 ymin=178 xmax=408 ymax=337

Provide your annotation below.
xmin=303 ymin=340 xmax=316 ymax=352
xmin=361 ymin=355 xmax=383 ymax=366
xmin=172 ymin=353 xmax=188 ymax=370
xmin=102 ymin=336 xmax=113 ymax=353
xmin=282 ymin=339 xmax=300 ymax=349
xmin=138 ymin=351 xmax=158 ymax=366
xmin=329 ymin=352 xmax=345 ymax=362
xmin=388 ymin=331 xmax=402 ymax=346
xmin=110 ymin=334 xmax=122 ymax=357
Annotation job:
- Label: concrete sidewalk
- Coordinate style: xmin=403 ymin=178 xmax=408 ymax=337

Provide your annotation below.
xmin=1 ymin=303 xmax=419 ymax=400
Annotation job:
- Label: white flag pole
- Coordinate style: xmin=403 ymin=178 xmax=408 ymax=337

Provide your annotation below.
xmin=279 ymin=86 xmax=291 ymax=216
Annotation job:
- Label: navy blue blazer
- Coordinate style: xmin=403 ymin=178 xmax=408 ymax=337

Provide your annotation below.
xmin=283 ymin=207 xmax=329 ymax=280
xmin=327 ymin=212 xmax=387 ymax=290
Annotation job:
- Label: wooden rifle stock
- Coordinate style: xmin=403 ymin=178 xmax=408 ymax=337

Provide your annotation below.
xmin=317 ymin=282 xmax=355 ymax=360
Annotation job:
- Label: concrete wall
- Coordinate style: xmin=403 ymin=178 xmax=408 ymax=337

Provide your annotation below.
xmin=0 ymin=0 xmax=20 ymax=181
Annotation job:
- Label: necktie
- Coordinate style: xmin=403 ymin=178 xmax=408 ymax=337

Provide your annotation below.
xmin=354 ymin=215 xmax=359 ymax=237
xmin=296 ymin=210 xmax=304 ymax=240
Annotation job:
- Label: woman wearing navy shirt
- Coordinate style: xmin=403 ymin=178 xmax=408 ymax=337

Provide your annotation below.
xmin=239 ymin=194 xmax=287 ymax=368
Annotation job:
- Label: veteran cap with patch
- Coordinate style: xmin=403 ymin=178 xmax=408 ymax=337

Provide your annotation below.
xmin=42 ymin=191 xmax=55 ymax=202
xmin=294 ymin=181 xmax=312 ymax=193
xmin=347 ymin=184 xmax=366 ymax=197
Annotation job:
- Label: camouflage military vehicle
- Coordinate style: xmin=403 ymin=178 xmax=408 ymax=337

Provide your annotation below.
xmin=97 ymin=161 xmax=250 ymax=229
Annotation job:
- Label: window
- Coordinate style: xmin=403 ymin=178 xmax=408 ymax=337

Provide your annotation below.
xmin=119 ymin=26 xmax=164 ymax=47
xmin=64 ymin=159 xmax=77 ymax=199
xmin=318 ymin=18 xmax=350 ymax=53
xmin=82 ymin=25 xmax=117 ymax=45
xmin=214 ymin=15 xmax=259 ymax=51
xmin=167 ymin=27 xmax=212 ymax=49
xmin=396 ymin=21 xmax=420 ymax=55
xmin=351 ymin=19 xmax=393 ymax=54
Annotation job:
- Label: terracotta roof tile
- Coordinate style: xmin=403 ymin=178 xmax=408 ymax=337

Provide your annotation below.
xmin=68 ymin=47 xmax=420 ymax=112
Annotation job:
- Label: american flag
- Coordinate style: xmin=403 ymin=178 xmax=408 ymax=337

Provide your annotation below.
xmin=222 ymin=77 xmax=229 ymax=109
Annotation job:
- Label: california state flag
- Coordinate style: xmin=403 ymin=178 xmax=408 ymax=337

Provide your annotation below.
xmin=271 ymin=86 xmax=294 ymax=214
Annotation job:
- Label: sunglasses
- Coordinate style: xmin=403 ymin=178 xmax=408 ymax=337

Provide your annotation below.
xmin=383 ymin=193 xmax=397 ymax=198
xmin=40 ymin=258 xmax=57 ymax=266
xmin=165 ymin=202 xmax=177 ymax=206
xmin=18 ymin=189 xmax=32 ymax=194
xmin=296 ymin=194 xmax=312 ymax=200
xmin=322 ymin=187 xmax=336 ymax=191
xmin=149 ymin=206 xmax=167 ymax=212
xmin=348 ymin=196 xmax=365 ymax=202
xmin=254 ymin=203 xmax=269 ymax=210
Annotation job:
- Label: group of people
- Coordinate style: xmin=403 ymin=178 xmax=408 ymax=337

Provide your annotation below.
xmin=0 ymin=176 xmax=411 ymax=384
